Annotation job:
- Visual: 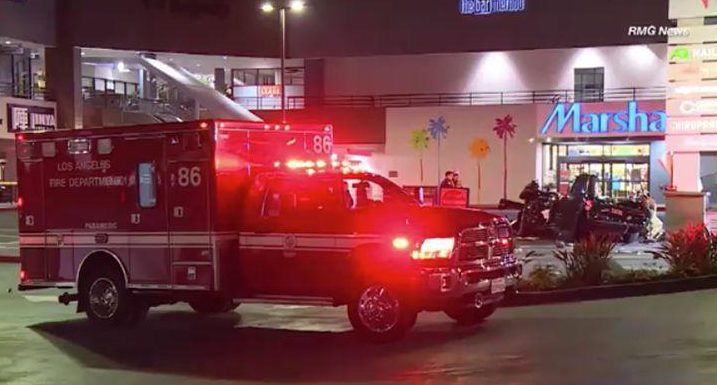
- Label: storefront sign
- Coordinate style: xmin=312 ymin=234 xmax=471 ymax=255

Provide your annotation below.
xmin=669 ymin=81 xmax=717 ymax=96
xmin=667 ymin=99 xmax=717 ymax=116
xmin=668 ymin=117 xmax=717 ymax=134
xmin=670 ymin=45 xmax=717 ymax=61
xmin=6 ymin=103 xmax=56 ymax=132
xmin=258 ymin=85 xmax=282 ymax=97
xmin=539 ymin=101 xmax=666 ymax=138
xmin=670 ymin=0 xmax=717 ymax=19
xmin=459 ymin=0 xmax=525 ymax=15
xmin=667 ymin=133 xmax=717 ymax=152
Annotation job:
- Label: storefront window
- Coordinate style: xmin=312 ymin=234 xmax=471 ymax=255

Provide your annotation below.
xmin=543 ymin=142 xmax=651 ymax=199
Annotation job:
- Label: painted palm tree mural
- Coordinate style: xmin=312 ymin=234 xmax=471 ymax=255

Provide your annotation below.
xmin=427 ymin=116 xmax=449 ymax=184
xmin=493 ymin=115 xmax=517 ymax=200
xmin=469 ymin=138 xmax=491 ymax=203
xmin=409 ymin=128 xmax=430 ymax=183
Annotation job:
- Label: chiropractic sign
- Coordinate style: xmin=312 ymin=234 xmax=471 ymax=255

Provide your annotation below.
xmin=538 ymin=100 xmax=666 ymax=138
xmin=459 ymin=0 xmax=525 ymax=15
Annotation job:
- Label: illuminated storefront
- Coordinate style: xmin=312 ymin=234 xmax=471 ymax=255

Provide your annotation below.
xmin=537 ymin=100 xmax=668 ymax=202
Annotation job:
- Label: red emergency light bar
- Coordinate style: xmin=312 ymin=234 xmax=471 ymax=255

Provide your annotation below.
xmin=212 ymin=120 xmax=334 ymax=173
xmin=213 ymin=120 xmax=333 ymax=134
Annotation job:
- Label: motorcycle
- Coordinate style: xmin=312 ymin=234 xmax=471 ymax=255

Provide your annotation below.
xmin=502 ymin=175 xmax=652 ymax=243
xmin=499 ymin=181 xmax=559 ymax=238
xmin=549 ymin=174 xmax=651 ymax=243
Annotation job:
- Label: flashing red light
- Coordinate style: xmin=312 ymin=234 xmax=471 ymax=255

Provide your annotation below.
xmin=264 ymin=124 xmax=271 ymax=130
xmin=199 ymin=122 xmax=209 ymax=129
xmin=284 ymin=125 xmax=291 ymax=131
xmin=16 ymin=197 xmax=23 ymax=208
xmin=499 ymin=238 xmax=510 ymax=246
xmin=19 ymin=269 xmax=27 ymax=282
xmin=215 ymin=155 xmax=241 ymax=171
xmin=17 ymin=134 xmax=25 ymax=141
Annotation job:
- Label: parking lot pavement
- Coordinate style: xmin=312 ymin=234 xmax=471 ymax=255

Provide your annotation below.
xmin=516 ymin=239 xmax=668 ymax=275
xmin=2 ymin=263 xmax=717 ymax=385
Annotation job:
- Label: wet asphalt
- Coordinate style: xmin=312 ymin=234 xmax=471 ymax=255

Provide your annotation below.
xmin=1 ymin=263 xmax=717 ymax=385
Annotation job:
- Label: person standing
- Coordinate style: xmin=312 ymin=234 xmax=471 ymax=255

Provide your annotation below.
xmin=440 ymin=171 xmax=455 ymax=188
xmin=453 ymin=171 xmax=463 ymax=188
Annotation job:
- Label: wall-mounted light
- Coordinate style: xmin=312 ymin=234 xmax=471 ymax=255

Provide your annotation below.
xmin=261 ymin=2 xmax=274 ymax=12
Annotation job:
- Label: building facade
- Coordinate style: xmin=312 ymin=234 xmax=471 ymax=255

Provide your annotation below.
xmin=0 ymin=0 xmax=676 ymax=207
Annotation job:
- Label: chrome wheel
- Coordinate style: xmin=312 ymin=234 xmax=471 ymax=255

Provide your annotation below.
xmin=357 ymin=285 xmax=400 ymax=333
xmin=89 ymin=278 xmax=119 ymax=320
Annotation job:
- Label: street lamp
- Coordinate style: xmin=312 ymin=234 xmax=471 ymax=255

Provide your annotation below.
xmin=261 ymin=0 xmax=305 ymax=123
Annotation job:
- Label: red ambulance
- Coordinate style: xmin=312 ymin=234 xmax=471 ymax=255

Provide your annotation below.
xmin=16 ymin=120 xmax=521 ymax=341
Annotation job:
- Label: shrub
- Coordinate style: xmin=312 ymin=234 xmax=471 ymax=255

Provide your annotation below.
xmin=519 ymin=264 xmax=563 ymax=291
xmin=651 ymin=224 xmax=716 ymax=277
xmin=553 ymin=234 xmax=616 ymax=286
xmin=605 ymin=269 xmax=667 ymax=285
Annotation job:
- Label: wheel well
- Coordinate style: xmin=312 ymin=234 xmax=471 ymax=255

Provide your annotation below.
xmin=76 ymin=251 xmax=128 ymax=311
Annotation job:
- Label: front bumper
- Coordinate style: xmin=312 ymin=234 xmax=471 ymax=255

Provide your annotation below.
xmin=417 ymin=258 xmax=522 ymax=311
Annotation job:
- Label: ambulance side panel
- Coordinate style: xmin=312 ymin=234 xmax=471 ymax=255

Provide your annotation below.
xmin=29 ymin=136 xmax=130 ymax=285
xmin=17 ymin=140 xmax=47 ymax=283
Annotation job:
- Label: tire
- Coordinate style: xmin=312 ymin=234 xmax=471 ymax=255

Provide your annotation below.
xmin=81 ymin=265 xmax=136 ymax=327
xmin=189 ymin=296 xmax=237 ymax=314
xmin=444 ymin=304 xmax=498 ymax=326
xmin=347 ymin=283 xmax=417 ymax=343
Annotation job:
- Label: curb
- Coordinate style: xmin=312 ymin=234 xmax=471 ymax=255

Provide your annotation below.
xmin=0 ymin=256 xmax=19 ymax=264
xmin=503 ymin=275 xmax=717 ymax=307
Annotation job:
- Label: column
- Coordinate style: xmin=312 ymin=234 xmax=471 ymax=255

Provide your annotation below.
xmin=304 ymin=58 xmax=325 ymax=108
xmin=45 ymin=45 xmax=82 ymax=129
xmin=214 ymin=68 xmax=226 ymax=94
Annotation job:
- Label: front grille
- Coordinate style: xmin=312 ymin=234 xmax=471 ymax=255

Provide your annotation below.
xmin=458 ymin=227 xmax=489 ymax=261
xmin=458 ymin=222 xmax=513 ymax=262
xmin=459 ymin=244 xmax=489 ymax=260
xmin=460 ymin=227 xmax=489 ymax=243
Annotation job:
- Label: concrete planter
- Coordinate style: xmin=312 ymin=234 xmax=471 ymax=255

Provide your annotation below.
xmin=503 ymin=274 xmax=717 ymax=307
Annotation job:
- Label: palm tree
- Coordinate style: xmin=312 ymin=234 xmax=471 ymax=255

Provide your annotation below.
xmin=469 ymin=138 xmax=491 ymax=203
xmin=409 ymin=129 xmax=430 ymax=184
xmin=427 ymin=116 xmax=449 ymax=185
xmin=493 ymin=115 xmax=517 ymax=200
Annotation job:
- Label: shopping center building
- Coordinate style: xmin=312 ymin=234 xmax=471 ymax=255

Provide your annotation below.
xmin=0 ymin=0 xmax=679 ymax=207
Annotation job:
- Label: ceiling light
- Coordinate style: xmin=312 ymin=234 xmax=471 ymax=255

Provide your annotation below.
xmin=4 ymin=40 xmax=11 ymax=45
xmin=290 ymin=0 xmax=305 ymax=11
xmin=116 ymin=61 xmax=129 ymax=72
xmin=261 ymin=2 xmax=274 ymax=12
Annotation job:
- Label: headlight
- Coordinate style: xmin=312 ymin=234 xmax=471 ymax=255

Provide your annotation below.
xmin=411 ymin=237 xmax=455 ymax=260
